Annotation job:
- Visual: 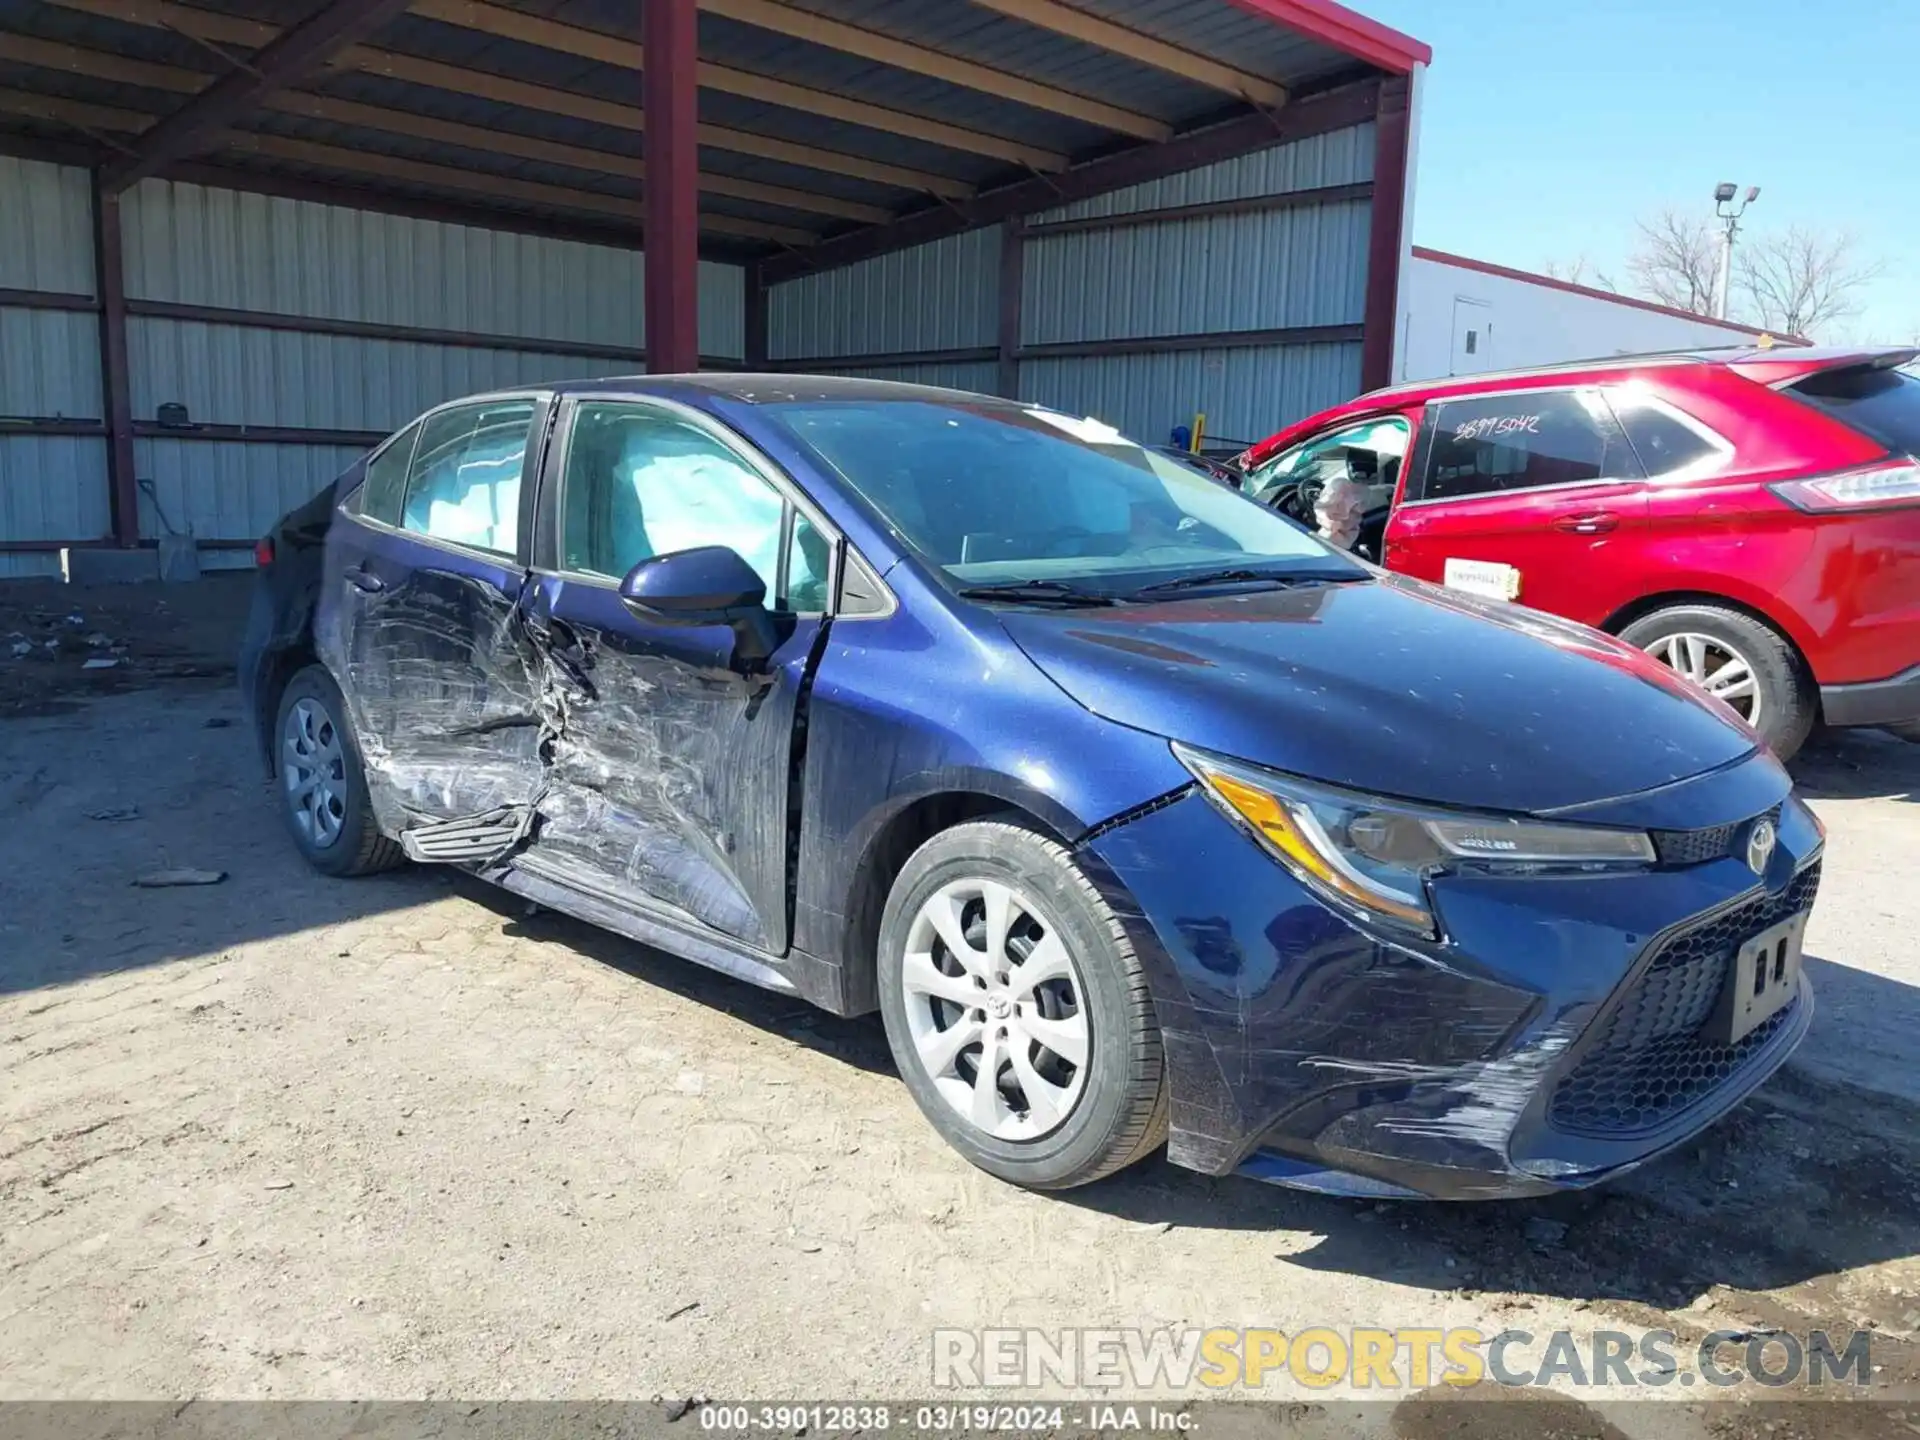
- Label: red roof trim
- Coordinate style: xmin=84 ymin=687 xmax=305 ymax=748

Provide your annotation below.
xmin=1225 ymin=0 xmax=1433 ymax=73
xmin=1411 ymin=246 xmax=1798 ymax=341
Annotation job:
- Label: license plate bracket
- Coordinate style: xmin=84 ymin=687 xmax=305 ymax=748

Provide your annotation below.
xmin=1713 ymin=910 xmax=1808 ymax=1044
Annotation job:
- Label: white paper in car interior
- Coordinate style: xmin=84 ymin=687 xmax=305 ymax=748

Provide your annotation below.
xmin=1442 ymin=557 xmax=1522 ymax=601
xmin=1025 ymin=409 xmax=1127 ymax=445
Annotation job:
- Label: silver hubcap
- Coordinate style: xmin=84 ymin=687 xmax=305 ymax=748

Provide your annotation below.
xmin=1645 ymin=632 xmax=1763 ymax=726
xmin=283 ymin=696 xmax=347 ymax=849
xmin=901 ymin=878 xmax=1090 ymax=1142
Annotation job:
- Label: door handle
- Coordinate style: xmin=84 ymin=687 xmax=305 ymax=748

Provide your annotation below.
xmin=1552 ymin=511 xmax=1618 ymax=535
xmin=344 ymin=566 xmax=386 ymax=593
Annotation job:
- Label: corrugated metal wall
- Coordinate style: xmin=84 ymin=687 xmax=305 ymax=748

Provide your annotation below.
xmin=121 ymin=179 xmax=744 ymax=569
xmin=1020 ymin=123 xmax=1374 ymax=445
xmin=136 ymin=439 xmax=369 ymax=552
xmin=124 ymin=322 xmax=610 ymax=435
xmin=122 ymin=180 xmax=744 ymax=355
xmin=766 ymin=228 xmax=997 ymax=360
xmin=764 ymin=122 xmax=1376 ymax=449
xmin=0 ymin=158 xmax=102 ymax=577
xmin=0 ymin=161 xmax=750 ymax=577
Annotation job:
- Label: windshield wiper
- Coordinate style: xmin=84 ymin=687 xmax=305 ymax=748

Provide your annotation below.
xmin=1128 ymin=567 xmax=1350 ymax=597
xmin=955 ymin=579 xmax=1118 ymax=608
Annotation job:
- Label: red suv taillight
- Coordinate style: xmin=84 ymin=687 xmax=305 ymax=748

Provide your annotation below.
xmin=254 ymin=536 xmax=275 ymax=567
xmin=1771 ymin=458 xmax=1920 ymax=513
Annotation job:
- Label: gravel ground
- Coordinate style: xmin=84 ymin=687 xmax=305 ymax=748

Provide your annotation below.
xmin=2 ymin=582 xmax=1917 ymax=1436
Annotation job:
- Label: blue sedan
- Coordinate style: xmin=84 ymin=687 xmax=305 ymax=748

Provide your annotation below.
xmin=240 ymin=376 xmax=1821 ymax=1199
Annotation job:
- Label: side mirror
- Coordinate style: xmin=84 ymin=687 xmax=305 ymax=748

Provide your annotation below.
xmin=617 ymin=546 xmax=783 ymax=666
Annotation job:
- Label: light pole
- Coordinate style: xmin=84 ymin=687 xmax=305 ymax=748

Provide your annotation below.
xmin=1713 ymin=182 xmax=1760 ymax=320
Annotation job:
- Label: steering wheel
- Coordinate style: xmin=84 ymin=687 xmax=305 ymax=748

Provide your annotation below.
xmin=1265 ymin=477 xmax=1321 ymax=526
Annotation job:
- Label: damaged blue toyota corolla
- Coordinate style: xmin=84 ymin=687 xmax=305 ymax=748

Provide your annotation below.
xmin=241 ymin=376 xmax=1822 ymax=1200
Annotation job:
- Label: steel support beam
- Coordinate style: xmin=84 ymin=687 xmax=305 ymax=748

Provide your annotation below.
xmin=100 ymin=0 xmax=416 ymax=192
xmin=743 ymin=260 xmax=769 ymax=369
xmin=997 ymin=218 xmax=1024 ymax=399
xmin=1359 ymin=73 xmax=1411 ymax=392
xmin=90 ymin=172 xmax=139 ymax=547
xmin=644 ymin=0 xmax=700 ymax=374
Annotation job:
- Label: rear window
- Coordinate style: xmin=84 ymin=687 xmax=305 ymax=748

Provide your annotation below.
xmin=1791 ymin=365 xmax=1920 ymax=454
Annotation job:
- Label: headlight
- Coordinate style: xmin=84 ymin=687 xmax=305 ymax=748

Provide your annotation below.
xmin=1173 ymin=744 xmax=1656 ymax=937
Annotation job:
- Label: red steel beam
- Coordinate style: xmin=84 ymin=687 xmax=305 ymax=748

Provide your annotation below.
xmin=1224 ymin=0 xmax=1431 ymax=73
xmin=1359 ymin=73 xmax=1411 ymax=392
xmin=644 ymin=0 xmax=700 ymax=374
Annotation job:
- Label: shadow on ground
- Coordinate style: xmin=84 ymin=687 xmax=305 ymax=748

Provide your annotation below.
xmin=1791 ymin=728 xmax=1920 ymax=804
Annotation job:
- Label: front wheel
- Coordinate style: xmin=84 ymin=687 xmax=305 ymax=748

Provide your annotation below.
xmin=1619 ymin=604 xmax=1817 ymax=761
xmin=876 ymin=819 xmax=1167 ymax=1190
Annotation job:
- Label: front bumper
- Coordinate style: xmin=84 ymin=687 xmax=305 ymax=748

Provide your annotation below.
xmin=1082 ymin=761 xmax=1820 ymax=1200
xmin=1821 ymin=663 xmax=1920 ymax=728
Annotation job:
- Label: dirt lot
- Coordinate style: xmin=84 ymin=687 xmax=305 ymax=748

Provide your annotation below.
xmin=3 ymin=579 xmax=1919 ymax=1434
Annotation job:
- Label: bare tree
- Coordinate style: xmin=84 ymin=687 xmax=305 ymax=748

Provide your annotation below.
xmin=1623 ymin=209 xmax=1721 ymax=315
xmin=1543 ymin=256 xmax=1619 ymax=292
xmin=1737 ymin=227 xmax=1886 ymax=340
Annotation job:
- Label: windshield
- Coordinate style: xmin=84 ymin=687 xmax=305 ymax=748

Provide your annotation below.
xmin=763 ymin=400 xmax=1357 ymax=592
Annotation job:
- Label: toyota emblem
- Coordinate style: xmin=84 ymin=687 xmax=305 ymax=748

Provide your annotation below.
xmin=1745 ymin=817 xmax=1777 ymax=875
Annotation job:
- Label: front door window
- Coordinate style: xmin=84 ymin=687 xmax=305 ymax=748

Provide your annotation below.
xmin=558 ymin=402 xmax=825 ymax=610
xmin=1247 ymin=416 xmax=1412 ymax=556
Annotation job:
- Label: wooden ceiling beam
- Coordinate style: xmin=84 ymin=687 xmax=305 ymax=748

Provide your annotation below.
xmin=100 ymin=0 xmax=415 ymax=191
xmin=7 ymin=38 xmax=894 ymax=219
xmin=34 ymin=0 xmax=975 ymax=196
xmin=407 ymin=0 xmax=1067 ymax=169
xmin=695 ymin=0 xmax=1169 ymax=141
xmin=0 ymin=84 xmax=818 ymax=244
xmin=968 ymin=0 xmax=1288 ymax=108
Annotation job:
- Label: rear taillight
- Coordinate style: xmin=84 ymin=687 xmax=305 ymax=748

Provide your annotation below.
xmin=1771 ymin=459 xmax=1920 ymax=513
xmin=253 ymin=536 xmax=275 ymax=567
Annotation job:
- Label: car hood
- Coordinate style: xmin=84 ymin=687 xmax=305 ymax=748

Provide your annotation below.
xmin=999 ymin=574 xmax=1757 ymax=815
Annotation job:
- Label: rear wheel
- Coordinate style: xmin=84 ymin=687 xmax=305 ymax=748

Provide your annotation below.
xmin=274 ymin=665 xmax=404 ymax=877
xmin=876 ymin=819 xmax=1167 ymax=1190
xmin=1619 ymin=604 xmax=1817 ymax=761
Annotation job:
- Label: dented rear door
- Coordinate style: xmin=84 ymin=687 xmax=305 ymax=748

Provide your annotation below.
xmin=317 ymin=396 xmax=551 ymax=835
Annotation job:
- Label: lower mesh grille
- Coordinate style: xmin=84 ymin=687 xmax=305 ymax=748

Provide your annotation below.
xmin=1547 ymin=864 xmax=1820 ymax=1138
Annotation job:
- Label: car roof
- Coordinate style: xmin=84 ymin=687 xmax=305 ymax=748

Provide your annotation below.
xmin=542 ymin=372 xmax=1006 ymax=407
xmin=1356 ymin=344 xmax=1918 ymax=409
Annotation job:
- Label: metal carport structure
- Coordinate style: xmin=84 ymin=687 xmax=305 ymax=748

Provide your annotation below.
xmin=0 ymin=0 xmax=1429 ymax=570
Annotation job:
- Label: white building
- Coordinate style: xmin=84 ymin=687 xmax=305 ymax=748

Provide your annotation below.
xmin=1397 ymin=246 xmax=1785 ymax=384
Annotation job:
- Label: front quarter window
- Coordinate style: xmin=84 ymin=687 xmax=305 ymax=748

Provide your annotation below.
xmin=765 ymin=400 xmax=1357 ymax=593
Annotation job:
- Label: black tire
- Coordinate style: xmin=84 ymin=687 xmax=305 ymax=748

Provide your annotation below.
xmin=876 ymin=817 xmax=1168 ymax=1190
xmin=1619 ymin=604 xmax=1817 ymax=762
xmin=272 ymin=665 xmax=405 ymax=877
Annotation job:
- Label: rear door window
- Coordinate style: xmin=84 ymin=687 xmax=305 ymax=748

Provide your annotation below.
xmin=350 ymin=421 xmax=420 ymax=525
xmin=400 ymin=399 xmax=538 ymax=556
xmin=1609 ymin=394 xmax=1726 ymax=477
xmin=1412 ymin=389 xmax=1641 ymax=503
xmin=1791 ymin=364 xmax=1920 ymax=453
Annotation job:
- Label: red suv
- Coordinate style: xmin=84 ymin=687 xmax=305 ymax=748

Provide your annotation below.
xmin=1236 ymin=346 xmax=1920 ymax=760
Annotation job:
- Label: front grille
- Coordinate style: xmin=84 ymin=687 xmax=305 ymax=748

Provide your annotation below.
xmin=1651 ymin=805 xmax=1782 ymax=867
xmin=1547 ymin=863 xmax=1819 ymax=1138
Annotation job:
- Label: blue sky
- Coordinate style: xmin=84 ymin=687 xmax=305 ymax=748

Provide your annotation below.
xmin=1356 ymin=0 xmax=1919 ymax=343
